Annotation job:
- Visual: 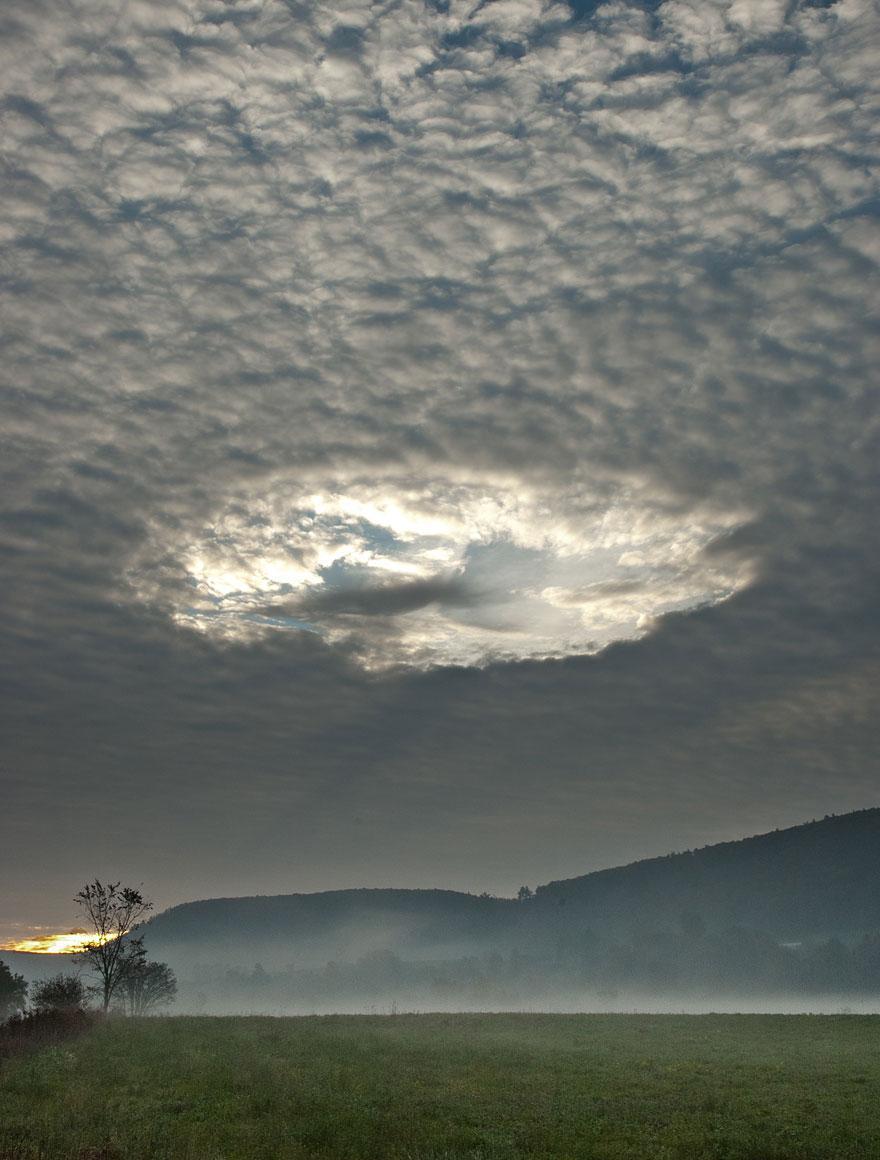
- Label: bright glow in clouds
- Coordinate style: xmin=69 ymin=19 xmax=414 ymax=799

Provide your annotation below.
xmin=1 ymin=929 xmax=114 ymax=954
xmin=130 ymin=474 xmax=754 ymax=669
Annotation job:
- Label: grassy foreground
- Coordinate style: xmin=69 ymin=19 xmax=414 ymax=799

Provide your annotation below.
xmin=1 ymin=1013 xmax=878 ymax=1159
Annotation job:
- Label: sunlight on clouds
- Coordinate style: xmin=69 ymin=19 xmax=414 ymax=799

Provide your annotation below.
xmin=129 ymin=474 xmax=754 ymax=669
xmin=1 ymin=929 xmax=116 ymax=955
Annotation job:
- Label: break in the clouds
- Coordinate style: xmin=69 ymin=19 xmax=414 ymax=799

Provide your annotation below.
xmin=0 ymin=0 xmax=878 ymax=925
xmin=132 ymin=471 xmax=752 ymax=667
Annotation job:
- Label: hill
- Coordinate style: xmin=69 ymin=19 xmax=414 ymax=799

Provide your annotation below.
xmin=141 ymin=809 xmax=880 ymax=973
xmin=530 ymin=808 xmax=880 ymax=941
xmin=144 ymin=887 xmax=518 ymax=970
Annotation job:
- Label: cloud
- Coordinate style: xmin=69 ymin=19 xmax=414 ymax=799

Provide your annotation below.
xmin=0 ymin=0 xmax=877 ymax=920
xmin=123 ymin=471 xmax=754 ymax=666
xmin=289 ymin=576 xmax=474 ymax=618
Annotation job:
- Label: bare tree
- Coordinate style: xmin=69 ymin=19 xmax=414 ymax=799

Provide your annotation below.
xmin=73 ymin=881 xmax=152 ymax=1012
xmin=116 ymin=941 xmax=177 ymax=1016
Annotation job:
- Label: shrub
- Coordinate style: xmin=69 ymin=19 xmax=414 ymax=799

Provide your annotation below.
xmin=0 ymin=1007 xmax=96 ymax=1061
xmin=31 ymin=974 xmax=87 ymax=1013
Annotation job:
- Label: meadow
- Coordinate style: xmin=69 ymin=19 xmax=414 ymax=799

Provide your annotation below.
xmin=1 ymin=1013 xmax=878 ymax=1159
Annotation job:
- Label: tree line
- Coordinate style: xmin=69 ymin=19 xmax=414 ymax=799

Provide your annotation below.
xmin=194 ymin=922 xmax=880 ymax=1011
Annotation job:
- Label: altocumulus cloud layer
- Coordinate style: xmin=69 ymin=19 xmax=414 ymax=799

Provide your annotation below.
xmin=0 ymin=0 xmax=878 ymax=926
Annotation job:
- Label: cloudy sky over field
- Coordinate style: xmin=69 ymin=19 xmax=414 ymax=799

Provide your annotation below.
xmin=1 ymin=0 xmax=878 ymax=933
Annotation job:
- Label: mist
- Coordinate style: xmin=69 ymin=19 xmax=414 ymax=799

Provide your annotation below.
xmin=94 ymin=908 xmax=880 ymax=1018
xmin=6 ymin=812 xmax=879 ymax=1020
xmin=146 ymin=939 xmax=880 ymax=1019
xmin=8 ymin=952 xmax=880 ymax=1025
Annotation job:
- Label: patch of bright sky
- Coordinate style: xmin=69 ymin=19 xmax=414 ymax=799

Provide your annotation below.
xmin=1 ymin=929 xmax=112 ymax=954
xmin=130 ymin=472 xmax=754 ymax=669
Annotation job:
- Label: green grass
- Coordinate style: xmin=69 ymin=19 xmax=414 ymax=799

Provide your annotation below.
xmin=1 ymin=1013 xmax=879 ymax=1159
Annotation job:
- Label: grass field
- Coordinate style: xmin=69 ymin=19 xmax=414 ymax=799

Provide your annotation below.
xmin=1 ymin=1013 xmax=878 ymax=1159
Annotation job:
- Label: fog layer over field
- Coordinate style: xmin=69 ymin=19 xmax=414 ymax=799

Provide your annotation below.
xmin=7 ymin=929 xmax=880 ymax=1017
xmin=168 ymin=984 xmax=880 ymax=1018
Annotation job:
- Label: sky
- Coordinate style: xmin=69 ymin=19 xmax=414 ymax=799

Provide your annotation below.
xmin=1 ymin=0 xmax=878 ymax=939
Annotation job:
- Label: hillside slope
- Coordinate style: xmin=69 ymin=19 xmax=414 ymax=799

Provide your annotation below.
xmin=531 ymin=809 xmax=880 ymax=940
xmin=144 ymin=888 xmax=518 ymax=969
xmin=142 ymin=809 xmax=880 ymax=968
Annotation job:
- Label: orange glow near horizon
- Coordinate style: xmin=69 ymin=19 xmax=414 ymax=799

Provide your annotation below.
xmin=0 ymin=929 xmax=119 ymax=955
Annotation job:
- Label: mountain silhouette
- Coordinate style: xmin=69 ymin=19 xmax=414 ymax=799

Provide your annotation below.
xmin=141 ymin=809 xmax=880 ymax=970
